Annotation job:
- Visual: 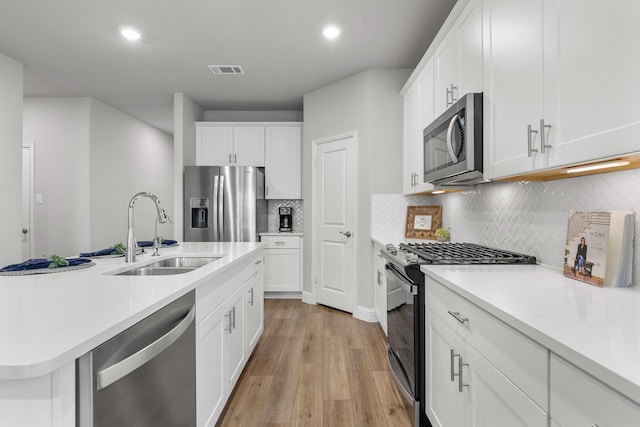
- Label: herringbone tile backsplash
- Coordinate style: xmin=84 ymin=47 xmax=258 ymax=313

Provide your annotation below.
xmin=372 ymin=168 xmax=640 ymax=284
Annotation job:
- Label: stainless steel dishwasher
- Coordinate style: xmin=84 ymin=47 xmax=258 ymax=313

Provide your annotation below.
xmin=77 ymin=291 xmax=196 ymax=427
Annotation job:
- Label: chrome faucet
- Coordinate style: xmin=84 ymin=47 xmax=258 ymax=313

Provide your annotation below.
xmin=152 ymin=211 xmax=171 ymax=257
xmin=125 ymin=192 xmax=168 ymax=263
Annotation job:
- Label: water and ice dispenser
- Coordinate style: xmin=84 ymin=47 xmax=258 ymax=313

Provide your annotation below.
xmin=190 ymin=198 xmax=209 ymax=229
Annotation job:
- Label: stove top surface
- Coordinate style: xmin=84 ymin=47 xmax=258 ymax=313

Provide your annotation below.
xmin=383 ymin=242 xmax=537 ymax=267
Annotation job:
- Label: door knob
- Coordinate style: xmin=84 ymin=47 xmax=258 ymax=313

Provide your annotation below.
xmin=340 ymin=231 xmax=352 ymax=238
xmin=21 ymin=228 xmax=28 ymax=234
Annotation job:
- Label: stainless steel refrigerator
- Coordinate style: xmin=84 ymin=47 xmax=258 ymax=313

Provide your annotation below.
xmin=184 ymin=166 xmax=267 ymax=242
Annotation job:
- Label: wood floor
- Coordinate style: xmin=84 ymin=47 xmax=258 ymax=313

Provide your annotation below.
xmin=217 ymin=299 xmax=412 ymax=426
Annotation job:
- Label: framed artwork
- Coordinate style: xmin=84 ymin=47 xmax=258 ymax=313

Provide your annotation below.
xmin=405 ymin=205 xmax=442 ymax=239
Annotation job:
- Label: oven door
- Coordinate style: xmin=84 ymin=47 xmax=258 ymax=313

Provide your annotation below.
xmin=386 ymin=263 xmax=418 ymax=401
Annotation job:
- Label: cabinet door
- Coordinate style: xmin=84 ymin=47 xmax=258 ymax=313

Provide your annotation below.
xmin=428 ymin=313 xmax=464 ymax=427
xmin=245 ymin=271 xmax=264 ymax=353
xmin=263 ymin=248 xmax=300 ymax=292
xmin=265 ymin=126 xmax=302 ymax=199
xmin=434 ymin=30 xmax=459 ymax=117
xmin=464 ymin=344 xmax=548 ymax=427
xmin=196 ymin=305 xmax=226 ymax=427
xmin=545 ymin=0 xmax=640 ymax=167
xmin=403 ymin=84 xmax=421 ymax=195
xmin=457 ymin=0 xmax=483 ymax=96
xmin=483 ymin=0 xmax=546 ymax=179
xmin=373 ymin=245 xmax=387 ymax=334
xmin=550 ymin=354 xmax=640 ymax=427
xmin=225 ymin=286 xmax=246 ymax=392
xmin=197 ymin=126 xmax=234 ymax=166
xmin=234 ymin=126 xmax=265 ymax=166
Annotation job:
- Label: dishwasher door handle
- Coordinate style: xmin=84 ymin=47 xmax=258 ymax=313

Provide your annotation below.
xmin=97 ymin=306 xmax=195 ymax=390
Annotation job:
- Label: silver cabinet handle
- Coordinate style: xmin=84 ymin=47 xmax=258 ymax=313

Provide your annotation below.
xmin=540 ymin=119 xmax=552 ymax=153
xmin=340 ymin=231 xmax=352 ymax=238
xmin=225 ymin=310 xmax=233 ymax=334
xmin=248 ymin=287 xmax=254 ymax=306
xmin=97 ymin=306 xmax=194 ymax=390
xmin=450 ymin=83 xmax=458 ymax=104
xmin=228 ymin=153 xmax=232 ymax=163
xmin=527 ymin=124 xmax=539 ymax=157
xmin=231 ymin=306 xmax=236 ymax=330
xmin=446 ymin=115 xmax=460 ymax=163
xmin=266 ymin=186 xmax=269 ymax=197
xmin=234 ymin=153 xmax=237 ymax=163
xmin=447 ymin=310 xmax=469 ymax=324
xmin=275 ymin=241 xmax=285 ymax=245
xmin=446 ymin=87 xmax=452 ymax=107
xmin=458 ymin=355 xmax=469 ymax=392
xmin=450 ymin=348 xmax=457 ymax=382
xmin=254 ymin=259 xmax=263 ymax=265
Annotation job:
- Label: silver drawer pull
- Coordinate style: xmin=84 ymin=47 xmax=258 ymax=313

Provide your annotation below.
xmin=254 ymin=259 xmax=262 ymax=265
xmin=275 ymin=241 xmax=285 ymax=245
xmin=448 ymin=310 xmax=469 ymax=324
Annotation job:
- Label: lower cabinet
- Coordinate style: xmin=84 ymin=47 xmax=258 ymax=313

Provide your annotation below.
xmin=372 ymin=242 xmax=387 ymax=334
xmin=550 ymin=354 xmax=640 ymax=427
xmin=196 ymin=249 xmax=264 ymax=427
xmin=261 ymin=235 xmax=302 ymax=293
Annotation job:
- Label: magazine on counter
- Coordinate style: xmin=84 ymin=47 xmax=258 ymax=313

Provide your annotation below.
xmin=563 ymin=210 xmax=634 ymax=287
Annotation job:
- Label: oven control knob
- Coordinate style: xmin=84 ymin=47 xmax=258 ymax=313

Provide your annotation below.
xmin=385 ymin=244 xmax=397 ymax=255
xmin=406 ymin=253 xmax=419 ymax=263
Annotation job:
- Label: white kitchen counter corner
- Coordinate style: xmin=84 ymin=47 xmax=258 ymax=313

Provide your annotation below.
xmin=421 ymin=263 xmax=640 ymax=404
xmin=0 ymin=241 xmax=263 ymax=380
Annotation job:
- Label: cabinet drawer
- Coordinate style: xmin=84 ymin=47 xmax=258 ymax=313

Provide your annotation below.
xmin=261 ymin=235 xmax=300 ymax=249
xmin=551 ymin=354 xmax=640 ymax=427
xmin=245 ymin=250 xmax=264 ymax=280
xmin=427 ymin=279 xmax=548 ymax=410
xmin=196 ymin=262 xmax=244 ymax=324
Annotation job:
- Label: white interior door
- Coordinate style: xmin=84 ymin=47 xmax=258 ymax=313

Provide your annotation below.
xmin=313 ymin=133 xmax=356 ymax=313
xmin=21 ymin=143 xmax=34 ymax=260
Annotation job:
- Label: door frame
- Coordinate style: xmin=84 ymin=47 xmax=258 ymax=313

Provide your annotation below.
xmin=22 ymin=142 xmax=35 ymax=260
xmin=310 ymin=131 xmax=359 ymax=313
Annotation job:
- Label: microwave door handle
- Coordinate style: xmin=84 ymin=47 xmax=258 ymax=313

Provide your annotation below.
xmin=446 ymin=114 xmax=459 ymax=163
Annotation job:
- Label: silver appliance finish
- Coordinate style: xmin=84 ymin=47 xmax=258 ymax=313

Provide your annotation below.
xmin=184 ymin=166 xmax=267 ymax=242
xmin=77 ymin=291 xmax=196 ymax=427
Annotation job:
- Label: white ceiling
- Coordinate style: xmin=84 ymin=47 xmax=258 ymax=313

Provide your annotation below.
xmin=0 ymin=0 xmax=456 ymax=135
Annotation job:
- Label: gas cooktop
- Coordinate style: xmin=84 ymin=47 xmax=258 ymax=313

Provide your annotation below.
xmin=383 ymin=242 xmax=537 ymax=267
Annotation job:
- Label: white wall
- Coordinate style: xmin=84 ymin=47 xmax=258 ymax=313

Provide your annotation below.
xmin=0 ymin=52 xmax=23 ymax=266
xmin=303 ymin=68 xmax=410 ymax=311
xmin=203 ymin=110 xmax=302 ymax=122
xmin=89 ymin=99 xmax=174 ymax=249
xmin=23 ymin=97 xmax=173 ymax=257
xmin=173 ymin=93 xmax=203 ymax=240
xmin=23 ymin=98 xmax=91 ymax=258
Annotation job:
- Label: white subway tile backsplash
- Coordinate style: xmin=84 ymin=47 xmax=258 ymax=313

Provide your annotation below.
xmin=372 ymin=168 xmax=640 ymax=284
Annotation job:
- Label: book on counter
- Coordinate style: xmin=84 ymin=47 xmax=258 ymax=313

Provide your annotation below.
xmin=563 ymin=210 xmax=634 ymax=287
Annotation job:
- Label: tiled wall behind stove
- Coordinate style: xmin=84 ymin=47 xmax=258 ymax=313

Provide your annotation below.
xmin=267 ymin=200 xmax=304 ymax=232
xmin=372 ymin=168 xmax=640 ymax=283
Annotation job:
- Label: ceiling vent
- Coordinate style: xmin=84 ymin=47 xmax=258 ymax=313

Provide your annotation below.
xmin=208 ymin=65 xmax=245 ymax=75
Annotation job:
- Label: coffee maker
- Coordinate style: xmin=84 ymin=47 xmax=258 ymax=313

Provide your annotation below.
xmin=279 ymin=207 xmax=293 ymax=232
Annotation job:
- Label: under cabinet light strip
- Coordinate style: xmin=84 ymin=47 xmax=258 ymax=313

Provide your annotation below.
xmin=565 ymin=160 xmax=630 ymax=174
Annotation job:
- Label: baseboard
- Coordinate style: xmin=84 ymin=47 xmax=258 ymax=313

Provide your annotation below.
xmin=264 ymin=291 xmax=302 ymax=300
xmin=354 ymin=305 xmax=378 ymax=323
xmin=301 ymin=291 xmax=316 ymax=305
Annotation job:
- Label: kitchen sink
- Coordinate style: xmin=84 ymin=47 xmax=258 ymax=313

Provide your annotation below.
xmin=112 ymin=256 xmax=221 ymax=276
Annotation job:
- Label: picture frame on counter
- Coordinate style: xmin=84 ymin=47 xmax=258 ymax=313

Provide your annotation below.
xmin=405 ymin=205 xmax=442 ymax=239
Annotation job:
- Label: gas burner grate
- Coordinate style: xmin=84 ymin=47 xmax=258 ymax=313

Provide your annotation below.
xmin=399 ymin=242 xmax=537 ymax=265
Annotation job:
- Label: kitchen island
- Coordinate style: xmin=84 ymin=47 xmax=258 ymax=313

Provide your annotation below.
xmin=0 ymin=241 xmax=263 ymax=426
xmin=422 ymin=263 xmax=640 ymax=425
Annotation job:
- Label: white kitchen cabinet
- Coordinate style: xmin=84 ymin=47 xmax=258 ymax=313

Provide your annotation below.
xmin=403 ymin=66 xmax=435 ymax=195
xmin=265 ymin=125 xmax=302 ymax=199
xmin=245 ymin=263 xmax=264 ymax=354
xmin=544 ymin=0 xmax=640 ymax=168
xmin=434 ymin=0 xmax=483 ymax=117
xmin=550 ymin=354 xmax=640 ymax=427
xmin=372 ymin=242 xmax=387 ymax=334
xmin=426 ymin=278 xmax=548 ymax=427
xmin=262 ymin=235 xmax=301 ymax=293
xmin=224 ymin=285 xmax=246 ymax=392
xmin=196 ymin=123 xmax=265 ymax=166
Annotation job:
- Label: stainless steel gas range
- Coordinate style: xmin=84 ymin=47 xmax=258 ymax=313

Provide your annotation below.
xmin=381 ymin=242 xmax=537 ymax=427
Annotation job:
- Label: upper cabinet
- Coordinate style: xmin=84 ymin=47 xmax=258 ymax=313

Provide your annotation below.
xmin=434 ymin=0 xmax=483 ymax=117
xmin=484 ymin=0 xmax=640 ymax=180
xmin=196 ymin=123 xmax=265 ymax=166
xmin=265 ymin=125 xmax=302 ymax=199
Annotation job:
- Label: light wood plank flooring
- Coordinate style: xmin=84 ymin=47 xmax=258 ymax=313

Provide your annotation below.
xmin=217 ymin=299 xmax=412 ymax=426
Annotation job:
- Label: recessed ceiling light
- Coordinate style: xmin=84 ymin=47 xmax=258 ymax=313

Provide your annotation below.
xmin=322 ymin=25 xmax=341 ymax=40
xmin=120 ymin=27 xmax=141 ymax=41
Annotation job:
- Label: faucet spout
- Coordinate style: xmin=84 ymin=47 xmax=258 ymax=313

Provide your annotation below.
xmin=125 ymin=192 xmax=168 ymax=263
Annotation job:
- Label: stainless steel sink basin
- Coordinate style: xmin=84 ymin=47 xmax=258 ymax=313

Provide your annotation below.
xmin=146 ymin=256 xmax=221 ymax=268
xmin=113 ymin=256 xmax=221 ymax=276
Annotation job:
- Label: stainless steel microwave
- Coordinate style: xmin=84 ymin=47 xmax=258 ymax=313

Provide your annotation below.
xmin=423 ymin=92 xmax=483 ymax=186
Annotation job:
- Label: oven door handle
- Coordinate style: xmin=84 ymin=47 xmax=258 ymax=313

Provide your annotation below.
xmin=385 ymin=265 xmax=417 ymax=295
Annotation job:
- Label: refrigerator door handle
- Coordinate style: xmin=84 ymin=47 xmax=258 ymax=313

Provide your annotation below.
xmin=213 ymin=175 xmax=219 ymax=241
xmin=218 ymin=174 xmax=225 ymax=241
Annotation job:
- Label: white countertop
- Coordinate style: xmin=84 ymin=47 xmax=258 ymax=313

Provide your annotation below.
xmin=260 ymin=231 xmax=303 ymax=236
xmin=421 ymin=263 xmax=640 ymax=404
xmin=0 ymin=242 xmax=262 ymax=380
